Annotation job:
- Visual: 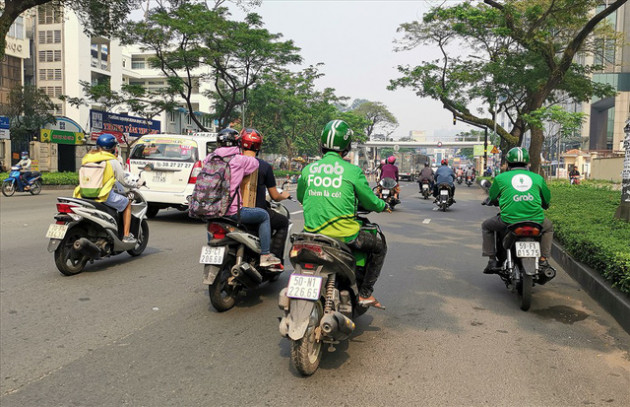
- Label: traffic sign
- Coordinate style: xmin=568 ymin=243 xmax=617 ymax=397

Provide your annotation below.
xmin=437 ymin=141 xmax=442 ymax=147
xmin=0 ymin=116 xmax=9 ymax=130
xmin=394 ymin=144 xmax=400 ymax=152
xmin=491 ymin=146 xmax=500 ymax=154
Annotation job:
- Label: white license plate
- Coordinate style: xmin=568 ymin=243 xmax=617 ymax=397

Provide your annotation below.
xmin=382 ymin=191 xmax=389 ymax=196
xmin=440 ymin=190 xmax=449 ymax=196
xmin=515 ymin=241 xmax=541 ymax=258
xmin=422 ymin=184 xmax=429 ymax=190
xmin=46 ymin=224 xmax=68 ymax=239
xmin=152 ymin=172 xmax=167 ymax=183
xmin=199 ymin=246 xmax=225 ymax=264
xmin=287 ymin=274 xmax=323 ymax=300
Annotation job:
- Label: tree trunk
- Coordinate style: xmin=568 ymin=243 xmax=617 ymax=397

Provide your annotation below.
xmin=529 ymin=126 xmax=545 ymax=175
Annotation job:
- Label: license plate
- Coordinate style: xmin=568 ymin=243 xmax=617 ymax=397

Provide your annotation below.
xmin=287 ymin=274 xmax=323 ymax=301
xmin=46 ymin=224 xmax=68 ymax=239
xmin=152 ymin=172 xmax=166 ymax=183
xmin=515 ymin=241 xmax=541 ymax=258
xmin=382 ymin=191 xmax=389 ymax=196
xmin=199 ymin=246 xmax=225 ymax=264
xmin=422 ymin=184 xmax=429 ymax=190
xmin=440 ymin=190 xmax=449 ymax=196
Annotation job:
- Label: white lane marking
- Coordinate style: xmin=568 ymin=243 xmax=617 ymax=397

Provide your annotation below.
xmin=290 ymin=210 xmax=303 ymax=215
xmin=422 ymin=219 xmax=431 ymax=224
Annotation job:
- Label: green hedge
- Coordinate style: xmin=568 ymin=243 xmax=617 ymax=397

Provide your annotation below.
xmin=0 ymin=171 xmax=78 ymax=185
xmin=546 ymin=182 xmax=630 ymax=295
xmin=273 ymin=170 xmax=301 ymax=178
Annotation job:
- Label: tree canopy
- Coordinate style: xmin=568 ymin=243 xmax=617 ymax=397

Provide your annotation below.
xmin=0 ymin=84 xmax=56 ymax=142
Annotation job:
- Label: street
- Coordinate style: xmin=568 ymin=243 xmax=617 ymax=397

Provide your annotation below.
xmin=1 ymin=183 xmax=629 ymax=406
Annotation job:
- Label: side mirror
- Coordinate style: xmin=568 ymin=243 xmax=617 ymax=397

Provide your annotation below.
xmin=480 ymin=179 xmax=491 ymax=190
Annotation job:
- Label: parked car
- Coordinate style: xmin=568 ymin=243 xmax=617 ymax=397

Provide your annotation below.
xmin=127 ymin=133 xmax=217 ymax=218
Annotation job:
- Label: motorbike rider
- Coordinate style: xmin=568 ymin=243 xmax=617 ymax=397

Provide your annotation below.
xmin=212 ymin=128 xmax=281 ymax=269
xmin=74 ymin=134 xmax=140 ymax=243
xmin=481 ymin=147 xmax=554 ymax=274
xmin=465 ymin=166 xmax=475 ymax=182
xmin=433 ymin=159 xmax=456 ymax=202
xmin=417 ymin=161 xmax=434 ymax=192
xmin=379 ymin=156 xmax=400 ymax=200
xmin=569 ymin=165 xmax=580 ymax=184
xmin=297 ymin=120 xmax=389 ymax=308
xmin=239 ymin=128 xmax=291 ymax=265
xmin=17 ymin=151 xmax=32 ymax=189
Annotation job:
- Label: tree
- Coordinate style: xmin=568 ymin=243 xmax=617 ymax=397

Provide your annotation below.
xmin=352 ymin=101 xmax=399 ymax=139
xmin=0 ymin=84 xmax=56 ymax=145
xmin=389 ymin=0 xmax=625 ymax=173
xmin=0 ymin=0 xmax=140 ymax=60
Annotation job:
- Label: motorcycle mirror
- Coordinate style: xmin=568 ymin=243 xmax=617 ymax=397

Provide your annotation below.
xmin=480 ymin=179 xmax=491 ymax=190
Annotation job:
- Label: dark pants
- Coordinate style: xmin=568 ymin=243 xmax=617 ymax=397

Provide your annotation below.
xmin=348 ymin=228 xmax=387 ymax=298
xmin=267 ymin=208 xmax=289 ymax=262
xmin=481 ymin=214 xmax=554 ymax=258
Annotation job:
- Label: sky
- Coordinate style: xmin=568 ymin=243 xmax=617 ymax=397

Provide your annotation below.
xmin=228 ymin=0 xmax=470 ymax=140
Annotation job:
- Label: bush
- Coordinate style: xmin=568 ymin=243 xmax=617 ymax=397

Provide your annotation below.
xmin=0 ymin=171 xmax=78 ymax=185
xmin=274 ymin=170 xmax=301 ymax=178
xmin=546 ymin=182 xmax=630 ymax=295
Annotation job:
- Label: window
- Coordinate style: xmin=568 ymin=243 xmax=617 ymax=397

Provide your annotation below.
xmin=39 ymin=69 xmax=46 ymax=81
xmin=54 ymin=50 xmax=61 ymax=62
xmin=8 ymin=16 xmax=24 ymax=39
xmin=54 ymin=69 xmax=62 ymax=80
xmin=122 ymin=59 xmax=126 ymax=68
xmin=38 ymin=4 xmax=62 ymax=25
xmin=46 ymin=31 xmax=53 ymax=44
xmin=55 ymin=86 xmax=62 ymax=97
xmin=47 ymin=70 xmax=54 ymax=80
xmin=91 ymin=44 xmax=98 ymax=59
xmin=54 ymin=30 xmax=61 ymax=43
xmin=39 ymin=31 xmax=45 ymax=44
xmin=38 ymin=51 xmax=45 ymax=62
xmin=131 ymin=58 xmax=145 ymax=69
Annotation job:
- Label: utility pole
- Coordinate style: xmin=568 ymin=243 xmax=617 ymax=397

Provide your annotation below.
xmin=615 ymin=120 xmax=630 ymax=221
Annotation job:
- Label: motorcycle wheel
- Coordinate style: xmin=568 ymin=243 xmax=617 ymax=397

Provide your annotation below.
xmin=2 ymin=181 xmax=15 ymax=197
xmin=29 ymin=180 xmax=42 ymax=195
xmin=127 ymin=220 xmax=149 ymax=256
xmin=290 ymin=301 xmax=323 ymax=376
xmin=209 ymin=256 xmax=237 ymax=312
xmin=520 ymin=273 xmax=533 ymax=311
xmin=146 ymin=205 xmax=159 ymax=218
xmin=54 ymin=227 xmax=88 ymax=276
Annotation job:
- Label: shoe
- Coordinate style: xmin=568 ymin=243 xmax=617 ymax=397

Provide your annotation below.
xmin=260 ymin=253 xmax=282 ymax=268
xmin=451 ymin=199 xmax=456 ymax=204
xmin=539 ymin=258 xmax=550 ymax=271
xmin=122 ymin=234 xmax=137 ymax=244
xmin=483 ymin=259 xmax=498 ymax=274
xmin=358 ymin=295 xmax=386 ymax=310
xmin=24 ymin=185 xmax=30 ymax=191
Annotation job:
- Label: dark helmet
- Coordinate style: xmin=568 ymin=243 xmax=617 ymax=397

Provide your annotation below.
xmin=441 ymin=159 xmax=448 ymax=166
xmin=424 ymin=161 xmax=430 ymax=167
xmin=97 ymin=133 xmax=117 ymax=150
xmin=21 ymin=150 xmax=29 ymax=157
xmin=239 ymin=128 xmax=263 ymax=151
xmin=217 ymin=128 xmax=240 ymax=147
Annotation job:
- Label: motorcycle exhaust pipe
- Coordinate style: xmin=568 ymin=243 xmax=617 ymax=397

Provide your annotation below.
xmin=230 ymin=262 xmax=263 ymax=288
xmin=320 ymin=311 xmax=355 ymax=340
xmin=73 ymin=238 xmax=101 ymax=259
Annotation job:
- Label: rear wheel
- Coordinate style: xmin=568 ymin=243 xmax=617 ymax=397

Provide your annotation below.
xmin=29 ymin=180 xmax=42 ymax=195
xmin=2 ymin=181 xmax=15 ymax=197
xmin=127 ymin=220 xmax=149 ymax=256
xmin=209 ymin=256 xmax=238 ymax=312
xmin=290 ymin=301 xmax=323 ymax=376
xmin=520 ymin=273 xmax=533 ymax=311
xmin=54 ymin=227 xmax=88 ymax=276
xmin=146 ymin=205 xmax=159 ymax=218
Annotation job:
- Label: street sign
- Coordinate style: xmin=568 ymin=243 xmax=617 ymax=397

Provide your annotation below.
xmin=0 ymin=129 xmax=9 ymax=139
xmin=491 ymin=146 xmax=500 ymax=154
xmin=394 ymin=144 xmax=400 ymax=152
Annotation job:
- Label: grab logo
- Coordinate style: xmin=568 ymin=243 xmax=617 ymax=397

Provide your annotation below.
xmin=511 ymin=174 xmax=533 ymax=192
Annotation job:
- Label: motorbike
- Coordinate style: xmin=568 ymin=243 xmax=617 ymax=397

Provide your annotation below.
xmin=278 ymin=214 xmax=386 ymax=376
xmin=570 ymin=175 xmax=580 ymax=185
xmin=466 ymin=175 xmax=474 ymax=187
xmin=420 ymin=179 xmax=432 ymax=199
xmin=456 ymin=175 xmax=463 ymax=185
xmin=480 ymin=180 xmax=556 ymax=311
xmin=46 ymin=176 xmax=149 ymax=276
xmin=199 ymin=198 xmax=293 ymax=312
xmin=374 ymin=177 xmax=399 ymax=209
xmin=435 ymin=183 xmax=454 ymax=211
xmin=2 ymin=165 xmax=42 ymax=196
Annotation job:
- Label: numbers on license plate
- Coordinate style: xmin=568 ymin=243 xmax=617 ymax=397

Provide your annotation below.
xmin=440 ymin=190 xmax=449 ymax=195
xmin=46 ymin=224 xmax=68 ymax=239
xmin=199 ymin=246 xmax=225 ymax=264
xmin=287 ymin=274 xmax=322 ymax=300
xmin=515 ymin=241 xmax=541 ymax=257
xmin=152 ymin=173 xmax=166 ymax=183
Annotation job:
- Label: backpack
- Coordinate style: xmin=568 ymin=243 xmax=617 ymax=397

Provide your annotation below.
xmin=78 ymin=161 xmax=108 ymax=199
xmin=188 ymin=153 xmax=240 ymax=219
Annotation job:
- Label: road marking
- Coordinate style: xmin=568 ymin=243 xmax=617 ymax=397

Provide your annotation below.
xmin=422 ymin=219 xmax=431 ymax=224
xmin=290 ymin=210 xmax=303 ymax=215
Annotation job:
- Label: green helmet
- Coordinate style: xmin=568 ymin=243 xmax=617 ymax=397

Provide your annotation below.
xmin=506 ymin=147 xmax=530 ymax=165
xmin=321 ymin=120 xmax=353 ymax=153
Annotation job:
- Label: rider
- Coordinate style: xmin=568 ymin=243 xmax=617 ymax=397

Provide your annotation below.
xmin=297 ymin=120 xmax=389 ymax=308
xmin=465 ymin=166 xmax=475 ymax=182
xmin=239 ymin=128 xmax=291 ymax=265
xmin=212 ymin=128 xmax=281 ymax=268
xmin=379 ymin=156 xmax=400 ymax=201
xmin=17 ymin=151 xmax=32 ymax=189
xmin=569 ymin=165 xmax=580 ymax=183
xmin=434 ymin=159 xmax=456 ymax=202
xmin=417 ymin=161 xmax=434 ymax=192
xmin=481 ymin=147 xmax=553 ymax=274
xmin=74 ymin=134 xmax=140 ymax=243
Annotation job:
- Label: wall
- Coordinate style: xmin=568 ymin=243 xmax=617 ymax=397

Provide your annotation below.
xmin=30 ymin=142 xmax=57 ymax=172
xmin=590 ymin=157 xmax=624 ymax=181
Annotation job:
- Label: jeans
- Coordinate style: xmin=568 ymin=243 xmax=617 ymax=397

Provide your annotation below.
xmin=481 ymin=214 xmax=554 ymax=258
xmin=230 ymin=207 xmax=271 ymax=255
xmin=267 ymin=208 xmax=289 ymax=261
xmin=348 ymin=228 xmax=387 ymax=298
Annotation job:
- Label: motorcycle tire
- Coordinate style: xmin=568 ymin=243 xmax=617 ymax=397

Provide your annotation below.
xmin=29 ymin=180 xmax=42 ymax=195
xmin=54 ymin=226 xmax=88 ymax=276
xmin=290 ymin=301 xmax=324 ymax=376
xmin=146 ymin=205 xmax=159 ymax=218
xmin=209 ymin=255 xmax=237 ymax=312
xmin=127 ymin=220 xmax=149 ymax=256
xmin=2 ymin=181 xmax=15 ymax=197
xmin=520 ymin=273 xmax=533 ymax=311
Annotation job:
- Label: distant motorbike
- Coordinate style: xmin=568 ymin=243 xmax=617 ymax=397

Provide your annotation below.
xmin=200 ymin=199 xmax=293 ymax=312
xmin=375 ymin=177 xmax=399 ymax=209
xmin=456 ymin=175 xmax=463 ymax=185
xmin=279 ymin=214 xmax=386 ymax=376
xmin=435 ymin=183 xmax=454 ymax=211
xmin=480 ymin=180 xmax=556 ymax=311
xmin=2 ymin=165 xmax=42 ymax=196
xmin=466 ymin=175 xmax=473 ymax=187
xmin=420 ymin=179 xmax=432 ymax=199
xmin=47 ymin=176 xmax=149 ymax=275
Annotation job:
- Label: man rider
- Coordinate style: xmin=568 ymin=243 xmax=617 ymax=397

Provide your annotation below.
xmin=240 ymin=128 xmax=291 ymax=265
xmin=17 ymin=151 xmax=32 ymax=189
xmin=75 ymin=134 xmax=140 ymax=243
xmin=297 ymin=120 xmax=389 ymax=308
xmin=481 ymin=147 xmax=554 ymax=274
xmin=434 ymin=159 xmax=456 ymax=203
xmin=418 ymin=161 xmax=434 ymax=192
xmin=569 ymin=165 xmax=580 ymax=183
xmin=379 ymin=156 xmax=400 ymax=201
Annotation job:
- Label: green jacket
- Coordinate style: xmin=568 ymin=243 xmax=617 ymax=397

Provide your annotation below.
xmin=489 ymin=168 xmax=551 ymax=224
xmin=297 ymin=152 xmax=385 ymax=240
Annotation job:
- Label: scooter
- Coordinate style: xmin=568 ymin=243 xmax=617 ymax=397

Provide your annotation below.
xmin=435 ymin=183 xmax=454 ymax=211
xmin=199 ymin=199 xmax=293 ymax=312
xmin=466 ymin=175 xmax=473 ymax=187
xmin=375 ymin=177 xmax=400 ymax=209
xmin=456 ymin=175 xmax=463 ymax=185
xmin=420 ymin=179 xmax=432 ymax=199
xmin=2 ymin=165 xmax=42 ymax=196
xmin=46 ymin=175 xmax=149 ymax=275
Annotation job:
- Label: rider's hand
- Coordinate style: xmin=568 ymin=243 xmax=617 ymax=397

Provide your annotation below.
xmin=281 ymin=190 xmax=291 ymax=200
xmin=384 ymin=203 xmax=392 ymax=213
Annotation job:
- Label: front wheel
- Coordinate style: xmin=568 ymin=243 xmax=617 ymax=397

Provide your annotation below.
xmin=290 ymin=301 xmax=323 ymax=376
xmin=2 ymin=181 xmax=15 ymax=197
xmin=29 ymin=180 xmax=42 ymax=195
xmin=520 ymin=273 xmax=533 ymax=311
xmin=127 ymin=220 xmax=149 ymax=256
xmin=54 ymin=227 xmax=88 ymax=276
xmin=209 ymin=256 xmax=238 ymax=312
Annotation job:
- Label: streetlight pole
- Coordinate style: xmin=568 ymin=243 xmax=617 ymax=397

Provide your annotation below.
xmin=615 ymin=120 xmax=630 ymax=221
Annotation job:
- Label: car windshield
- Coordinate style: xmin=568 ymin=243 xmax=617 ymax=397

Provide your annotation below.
xmin=130 ymin=139 xmax=198 ymax=162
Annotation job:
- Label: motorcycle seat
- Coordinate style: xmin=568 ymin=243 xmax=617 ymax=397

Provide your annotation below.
xmin=502 ymin=221 xmax=543 ymax=250
xmin=210 ymin=216 xmax=258 ymax=234
xmin=30 ymin=171 xmax=41 ymax=178
xmin=292 ymin=232 xmax=354 ymax=254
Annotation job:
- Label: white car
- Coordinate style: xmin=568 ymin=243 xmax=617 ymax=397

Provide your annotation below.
xmin=128 ymin=133 xmax=217 ymax=217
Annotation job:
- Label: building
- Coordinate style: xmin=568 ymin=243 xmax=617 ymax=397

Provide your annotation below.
xmin=408 ymin=130 xmax=426 ymax=142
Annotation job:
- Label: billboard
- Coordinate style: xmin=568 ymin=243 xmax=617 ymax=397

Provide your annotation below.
xmin=89 ymin=110 xmax=160 ymax=141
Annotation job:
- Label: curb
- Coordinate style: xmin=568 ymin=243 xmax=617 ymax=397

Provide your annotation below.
xmin=42 ymin=185 xmax=75 ymax=190
xmin=551 ymin=240 xmax=630 ymax=334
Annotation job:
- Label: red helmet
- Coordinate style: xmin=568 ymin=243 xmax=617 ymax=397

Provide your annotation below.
xmin=441 ymin=159 xmax=448 ymax=165
xmin=387 ymin=156 xmax=396 ymax=164
xmin=239 ymin=128 xmax=263 ymax=151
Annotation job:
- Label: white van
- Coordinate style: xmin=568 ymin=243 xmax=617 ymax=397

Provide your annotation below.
xmin=128 ymin=133 xmax=217 ymax=217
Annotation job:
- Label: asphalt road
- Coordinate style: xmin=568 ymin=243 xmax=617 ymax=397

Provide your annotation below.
xmin=1 ymin=182 xmax=629 ymax=406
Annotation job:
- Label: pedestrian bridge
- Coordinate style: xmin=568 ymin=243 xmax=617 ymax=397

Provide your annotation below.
xmin=355 ymin=140 xmax=485 ymax=149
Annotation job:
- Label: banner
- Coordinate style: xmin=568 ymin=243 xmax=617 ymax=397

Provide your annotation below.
xmin=90 ymin=110 xmax=160 ymax=139
xmin=40 ymin=129 xmax=85 ymax=145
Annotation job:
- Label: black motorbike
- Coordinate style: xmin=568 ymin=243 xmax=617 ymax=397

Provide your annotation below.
xmin=466 ymin=175 xmax=474 ymax=187
xmin=419 ymin=179 xmax=432 ymax=199
xmin=435 ymin=183 xmax=454 ymax=211
xmin=375 ymin=177 xmax=399 ymax=209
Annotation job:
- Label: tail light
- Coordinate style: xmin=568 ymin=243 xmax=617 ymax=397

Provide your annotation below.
xmin=290 ymin=243 xmax=331 ymax=262
xmin=207 ymin=223 xmax=229 ymax=240
xmin=188 ymin=161 xmax=203 ymax=184
xmin=56 ymin=203 xmax=76 ymax=214
xmin=126 ymin=158 xmax=131 ymax=172
xmin=514 ymin=226 xmax=541 ymax=237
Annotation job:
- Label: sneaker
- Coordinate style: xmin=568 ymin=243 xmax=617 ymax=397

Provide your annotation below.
xmin=260 ymin=253 xmax=282 ymax=268
xmin=122 ymin=234 xmax=137 ymax=244
xmin=483 ymin=259 xmax=498 ymax=274
xmin=539 ymin=258 xmax=550 ymax=271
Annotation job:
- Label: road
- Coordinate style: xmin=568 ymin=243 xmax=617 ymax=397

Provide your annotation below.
xmin=1 ymin=183 xmax=628 ymax=406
